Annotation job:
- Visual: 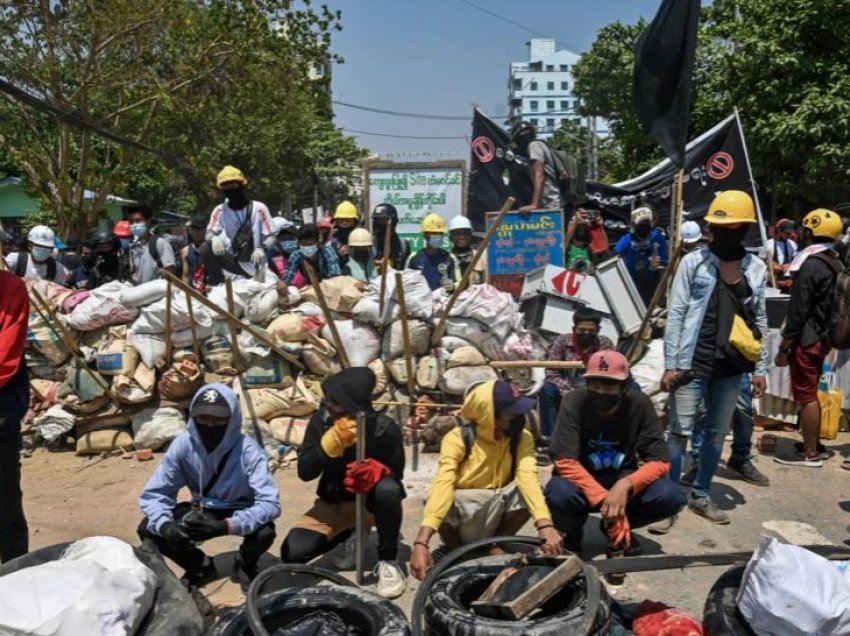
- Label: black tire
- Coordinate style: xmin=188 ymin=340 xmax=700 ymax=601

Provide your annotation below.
xmin=207 ymin=585 xmax=410 ymax=636
xmin=702 ymin=566 xmax=756 ymax=636
xmin=423 ymin=554 xmax=610 ymax=636
xmin=0 ymin=541 xmax=204 ymax=636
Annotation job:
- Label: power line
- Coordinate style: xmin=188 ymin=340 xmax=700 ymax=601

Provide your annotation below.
xmin=334 ymin=99 xmax=581 ymax=122
xmin=341 ymin=127 xmax=467 ymax=140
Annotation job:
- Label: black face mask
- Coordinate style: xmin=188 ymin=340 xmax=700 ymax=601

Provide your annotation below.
xmin=507 ymin=415 xmax=526 ymax=438
xmin=709 ymin=226 xmax=748 ymax=261
xmin=196 ymin=424 xmax=227 ymax=453
xmin=226 ymin=187 xmax=248 ymax=210
xmin=575 ymin=332 xmax=598 ymax=350
xmin=635 ymin=224 xmax=651 ymax=239
xmin=589 ymin=390 xmax=622 ymax=414
xmin=351 ymin=248 xmax=370 ymax=262
xmin=82 ymin=255 xmax=95 ymax=267
xmin=336 ymin=226 xmax=354 ymax=244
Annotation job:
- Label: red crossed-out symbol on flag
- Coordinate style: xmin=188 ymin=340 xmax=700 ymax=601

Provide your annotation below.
xmin=706 ymin=151 xmax=734 ymax=180
xmin=472 ymin=136 xmax=495 ymax=163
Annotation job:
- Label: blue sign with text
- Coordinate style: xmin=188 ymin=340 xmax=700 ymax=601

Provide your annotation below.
xmin=487 ymin=209 xmax=564 ymax=276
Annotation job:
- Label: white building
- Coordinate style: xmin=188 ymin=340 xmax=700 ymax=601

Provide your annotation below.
xmin=507 ymin=39 xmax=582 ymax=138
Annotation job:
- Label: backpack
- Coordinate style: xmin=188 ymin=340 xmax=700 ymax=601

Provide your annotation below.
xmin=542 ymin=141 xmax=586 ymax=207
xmin=812 ymin=252 xmax=850 ymax=348
xmin=459 ymin=421 xmax=522 ymax=479
xmin=147 ymin=236 xmax=183 ymax=279
xmin=14 ymin=252 xmax=57 ymax=281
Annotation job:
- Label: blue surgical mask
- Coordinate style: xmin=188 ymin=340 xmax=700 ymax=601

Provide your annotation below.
xmin=31 ymin=246 xmax=52 ymax=262
xmin=281 ymin=240 xmax=298 ymax=254
xmin=427 ymin=236 xmax=444 ymax=249
xmin=301 ymin=245 xmax=318 ymax=258
xmin=131 ymin=223 xmax=147 ymax=239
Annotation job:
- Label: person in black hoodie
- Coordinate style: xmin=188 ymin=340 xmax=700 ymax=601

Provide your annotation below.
xmin=372 ymin=203 xmax=411 ymax=270
xmin=280 ymin=367 xmax=406 ymax=599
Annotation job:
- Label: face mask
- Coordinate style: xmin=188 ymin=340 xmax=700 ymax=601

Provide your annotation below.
xmin=301 ymin=245 xmax=318 ymax=258
xmin=508 ymin=415 xmax=526 ymax=438
xmin=351 ymin=248 xmax=370 ymax=262
xmin=196 ymin=423 xmax=228 ymax=453
xmin=575 ymin=332 xmax=598 ymax=350
xmin=336 ymin=226 xmax=354 ymax=243
xmin=589 ymin=390 xmax=622 ymax=413
xmin=82 ymin=255 xmax=95 ymax=267
xmin=709 ymin=226 xmax=748 ymax=261
xmin=281 ymin=240 xmax=298 ymax=254
xmin=31 ymin=246 xmax=52 ymax=262
xmin=427 ymin=236 xmax=444 ymax=249
xmin=635 ymin=224 xmax=651 ymax=239
xmin=131 ymin=223 xmax=147 ymax=239
xmin=226 ymin=187 xmax=248 ymax=209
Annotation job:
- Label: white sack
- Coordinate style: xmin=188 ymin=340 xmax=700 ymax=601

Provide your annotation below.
xmin=382 ymin=320 xmax=431 ymax=359
xmin=127 ymin=330 xmax=167 ymax=369
xmin=245 ymin=288 xmax=279 ymax=324
xmin=33 ymin=405 xmax=76 ymax=444
xmin=131 ymin=294 xmax=212 ymax=335
xmin=131 ymin=407 xmax=187 ymax=451
xmin=448 ymin=284 xmax=518 ymax=340
xmin=66 ymin=290 xmax=139 ymax=332
xmin=439 ymin=366 xmax=499 ymax=396
xmin=322 ymin=321 xmax=381 ymax=368
xmin=445 ymin=317 xmax=494 ymax=347
xmin=118 ymin=279 xmax=168 ymax=307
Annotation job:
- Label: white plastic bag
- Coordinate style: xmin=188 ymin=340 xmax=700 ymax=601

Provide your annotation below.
xmin=33 ymin=405 xmax=76 ymax=445
xmin=737 ymin=535 xmax=850 ymax=635
xmin=131 ymin=407 xmax=187 ymax=451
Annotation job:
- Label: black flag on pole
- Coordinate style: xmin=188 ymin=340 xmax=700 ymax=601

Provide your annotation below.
xmin=633 ymin=0 xmax=701 ymax=168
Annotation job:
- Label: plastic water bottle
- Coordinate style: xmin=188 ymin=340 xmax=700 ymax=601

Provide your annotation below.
xmin=819 ymin=363 xmax=832 ymax=392
xmin=182 ymin=500 xmax=206 ymax=546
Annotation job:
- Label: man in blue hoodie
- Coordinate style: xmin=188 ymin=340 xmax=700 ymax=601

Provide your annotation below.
xmin=138 ymin=384 xmax=280 ymax=585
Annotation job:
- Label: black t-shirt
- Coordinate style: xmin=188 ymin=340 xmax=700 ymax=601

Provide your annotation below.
xmin=691 ymin=277 xmax=752 ymax=378
xmin=550 ymin=388 xmax=669 ymax=477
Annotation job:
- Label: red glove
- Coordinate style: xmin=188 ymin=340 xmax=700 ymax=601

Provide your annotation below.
xmin=344 ymin=459 xmax=391 ymax=494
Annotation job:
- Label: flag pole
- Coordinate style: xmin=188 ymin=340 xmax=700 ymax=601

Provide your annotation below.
xmin=734 ymin=107 xmax=776 ymax=287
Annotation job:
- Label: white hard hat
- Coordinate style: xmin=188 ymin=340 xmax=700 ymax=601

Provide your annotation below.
xmin=28 ymin=225 xmax=55 ymax=248
xmin=348 ymin=228 xmax=373 ymax=247
xmin=631 ymin=207 xmax=653 ymax=226
xmin=448 ymin=216 xmax=473 ymax=232
xmin=680 ymin=220 xmax=702 ymax=244
xmin=272 ymin=216 xmax=295 ymax=234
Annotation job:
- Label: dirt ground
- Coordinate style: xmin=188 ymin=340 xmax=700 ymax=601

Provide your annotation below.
xmin=19 ymin=429 xmax=850 ymax=625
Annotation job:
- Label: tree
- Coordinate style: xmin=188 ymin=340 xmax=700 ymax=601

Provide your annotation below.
xmin=550 ymin=117 xmax=624 ymax=184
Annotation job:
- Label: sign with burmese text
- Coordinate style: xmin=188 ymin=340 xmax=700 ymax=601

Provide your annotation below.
xmin=487 ymin=210 xmax=564 ymax=275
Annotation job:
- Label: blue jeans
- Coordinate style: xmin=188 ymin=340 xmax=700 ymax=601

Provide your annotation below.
xmin=690 ymin=374 xmax=753 ymax=464
xmin=545 ymin=474 xmax=687 ymax=551
xmin=539 ymin=382 xmax=562 ymax=438
xmin=668 ymin=374 xmax=742 ymax=499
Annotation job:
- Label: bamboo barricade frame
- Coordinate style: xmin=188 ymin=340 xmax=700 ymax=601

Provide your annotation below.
xmin=158 ymin=270 xmax=304 ymax=370
xmin=304 ymin=262 xmax=351 ymax=368
xmin=183 ymin=282 xmax=202 ymax=363
xmin=378 ymin=226 xmax=392 ymax=318
xmin=164 ymin=279 xmax=173 ymax=364
xmin=354 ymin=410 xmax=367 ymax=585
xmin=395 ymin=271 xmax=419 ymax=472
xmin=431 ymin=197 xmax=515 ymax=346
xmin=489 ymin=361 xmax=585 ymax=370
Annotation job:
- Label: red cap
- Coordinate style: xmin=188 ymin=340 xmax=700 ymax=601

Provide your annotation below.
xmin=114 ymin=220 xmax=132 ymax=238
xmin=583 ymin=351 xmax=630 ymax=381
xmin=319 ymin=216 xmax=333 ymax=230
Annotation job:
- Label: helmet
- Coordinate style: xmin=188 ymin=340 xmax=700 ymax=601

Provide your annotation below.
xmin=27 ymin=225 xmax=55 ymax=248
xmin=216 ymin=165 xmax=247 ymax=188
xmin=188 ymin=213 xmax=207 ymax=229
xmin=448 ymin=216 xmax=473 ymax=232
xmin=318 ymin=216 xmax=333 ymax=231
xmin=802 ymin=208 xmax=843 ymax=239
xmin=372 ymin=203 xmax=398 ymax=221
xmin=705 ymin=190 xmax=756 ymax=225
xmin=680 ymin=220 xmax=702 ymax=244
xmin=631 ymin=206 xmax=653 ymax=226
xmin=583 ymin=350 xmax=630 ymax=382
xmin=272 ymin=216 xmax=295 ymax=234
xmin=334 ymin=200 xmax=359 ymax=220
xmin=775 ymin=218 xmax=797 ymax=232
xmin=348 ymin=228 xmax=373 ymax=247
xmin=421 ymin=212 xmax=447 ymax=234
xmin=92 ymin=229 xmax=115 ymax=245
xmin=113 ymin=220 xmax=133 ymax=238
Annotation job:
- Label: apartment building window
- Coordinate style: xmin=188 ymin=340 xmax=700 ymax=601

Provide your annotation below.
xmin=546 ymin=100 xmax=555 ymax=111
xmin=546 ymin=64 xmax=554 ymax=71
xmin=561 ymin=81 xmax=569 ymax=91
xmin=530 ymin=81 xmax=538 ymax=90
xmin=560 ymin=64 xmax=569 ymax=72
xmin=512 ymin=79 xmax=522 ymax=90
xmin=547 ymin=118 xmax=556 ymax=130
xmin=547 ymin=81 xmax=554 ymax=90
xmin=530 ymin=100 xmax=539 ymax=112
xmin=560 ymin=100 xmax=569 ymax=111
xmin=530 ymin=118 xmax=539 ymax=126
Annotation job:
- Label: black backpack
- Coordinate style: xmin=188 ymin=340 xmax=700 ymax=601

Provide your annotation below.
xmin=14 ymin=252 xmax=57 ymax=280
xmin=812 ymin=252 xmax=850 ymax=349
xmin=459 ymin=421 xmax=522 ymax=479
xmin=542 ymin=141 xmax=586 ymax=207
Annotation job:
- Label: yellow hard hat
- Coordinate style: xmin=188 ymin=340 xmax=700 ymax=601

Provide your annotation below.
xmin=216 ymin=165 xmax=247 ymax=188
xmin=802 ymin=208 xmax=843 ymax=239
xmin=705 ymin=190 xmax=756 ymax=225
xmin=421 ymin=212 xmax=447 ymax=234
xmin=347 ymin=228 xmax=373 ymax=247
xmin=334 ymin=200 xmax=359 ymax=220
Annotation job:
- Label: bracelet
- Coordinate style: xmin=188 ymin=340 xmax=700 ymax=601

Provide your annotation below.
xmin=536 ymin=524 xmax=554 ymax=531
xmin=414 ymin=541 xmax=430 ymax=548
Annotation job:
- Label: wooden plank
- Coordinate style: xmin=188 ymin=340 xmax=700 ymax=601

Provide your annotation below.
xmin=489 ymin=361 xmax=584 ymax=369
xmin=304 ymin=263 xmax=350 ymax=368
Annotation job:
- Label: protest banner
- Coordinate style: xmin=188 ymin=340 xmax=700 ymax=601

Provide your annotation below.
xmin=364 ymin=160 xmax=466 ymax=252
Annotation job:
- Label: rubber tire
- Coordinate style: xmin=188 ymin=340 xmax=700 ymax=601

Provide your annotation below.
xmin=423 ymin=554 xmax=610 ymax=636
xmin=702 ymin=566 xmax=757 ymax=636
xmin=0 ymin=541 xmax=204 ymax=636
xmin=206 ymin=585 xmax=410 ymax=636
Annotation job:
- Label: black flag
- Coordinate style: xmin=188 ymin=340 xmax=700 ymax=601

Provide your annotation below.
xmin=633 ymin=0 xmax=701 ymax=168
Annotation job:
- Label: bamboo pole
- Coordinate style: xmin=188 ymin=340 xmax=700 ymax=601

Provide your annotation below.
xmin=164 ymin=279 xmax=173 ymax=363
xmin=378 ymin=226 xmax=392 ymax=318
xmin=374 ymin=400 xmax=459 ymax=409
xmin=158 ymin=270 xmax=304 ymax=369
xmin=304 ymin=262 xmax=350 ymax=368
xmin=225 ymin=279 xmax=243 ymax=372
xmin=489 ymin=361 xmax=585 ymax=369
xmin=395 ymin=271 xmax=418 ymax=472
xmin=183 ymin=285 xmax=202 ymax=363
xmin=354 ymin=410 xmax=367 ymax=585
xmin=431 ymin=197 xmax=515 ymax=346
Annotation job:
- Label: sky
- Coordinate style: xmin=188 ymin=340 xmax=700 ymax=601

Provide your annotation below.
xmin=327 ymin=0 xmax=664 ymax=161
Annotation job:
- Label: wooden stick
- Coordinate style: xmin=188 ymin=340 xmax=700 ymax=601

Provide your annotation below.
xmin=489 ymin=361 xmax=585 ymax=369
xmin=225 ymin=279 xmax=243 ymax=372
xmin=159 ymin=270 xmax=304 ymax=369
xmin=164 ymin=279 xmax=173 ymax=363
xmin=184 ymin=286 xmax=202 ymax=363
xmin=431 ymin=197 xmax=515 ymax=345
xmin=395 ymin=271 xmax=418 ymax=472
xmin=374 ymin=400 xmax=458 ymax=409
xmin=378 ymin=226 xmax=392 ymax=318
xmin=354 ymin=410 xmax=367 ymax=585
xmin=304 ymin=262 xmax=350 ymax=368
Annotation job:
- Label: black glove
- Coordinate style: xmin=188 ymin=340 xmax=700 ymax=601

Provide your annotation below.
xmin=182 ymin=513 xmax=229 ymax=541
xmin=160 ymin=520 xmax=195 ymax=550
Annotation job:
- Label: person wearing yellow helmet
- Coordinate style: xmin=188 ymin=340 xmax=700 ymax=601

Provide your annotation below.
xmin=406 ymin=212 xmax=460 ymax=292
xmin=331 ymin=201 xmax=360 ymax=267
xmin=773 ymin=208 xmax=843 ymax=468
xmin=661 ymin=190 xmax=769 ymax=525
xmin=202 ymin=165 xmax=275 ymax=284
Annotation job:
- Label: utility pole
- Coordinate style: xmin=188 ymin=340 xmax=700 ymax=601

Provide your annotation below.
xmin=312 ymin=163 xmax=319 ymax=225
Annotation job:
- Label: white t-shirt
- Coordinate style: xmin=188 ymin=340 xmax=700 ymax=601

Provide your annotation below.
xmin=764 ymin=238 xmax=798 ymax=265
xmin=207 ymin=200 xmax=274 ymax=256
xmin=6 ymin=252 xmax=68 ymax=285
xmin=528 ymin=140 xmax=563 ymax=209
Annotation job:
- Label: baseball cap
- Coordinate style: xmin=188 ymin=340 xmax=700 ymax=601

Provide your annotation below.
xmin=776 ymin=218 xmax=796 ymax=231
xmin=191 ymin=387 xmax=231 ymax=420
xmin=189 ymin=213 xmax=207 ymax=229
xmin=492 ymin=380 xmax=536 ymax=415
xmin=583 ymin=351 xmax=630 ymax=382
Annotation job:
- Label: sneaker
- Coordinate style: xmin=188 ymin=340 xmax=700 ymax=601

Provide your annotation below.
xmin=647 ymin=514 xmax=677 ymax=535
xmin=680 ymin=463 xmax=698 ymax=487
xmin=774 ymin=448 xmax=823 ymax=468
xmin=726 ymin=457 xmax=770 ymax=486
xmin=794 ymin=442 xmax=829 ymax=461
xmin=688 ymin=494 xmax=730 ymax=524
xmin=375 ymin=560 xmax=406 ymax=599
xmin=333 ymin=529 xmax=370 ymax=571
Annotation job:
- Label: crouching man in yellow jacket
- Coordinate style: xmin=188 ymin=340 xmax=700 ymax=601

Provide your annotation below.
xmin=409 ymin=380 xmax=563 ymax=580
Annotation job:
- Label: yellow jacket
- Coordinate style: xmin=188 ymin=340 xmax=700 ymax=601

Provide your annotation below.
xmin=421 ymin=381 xmax=551 ymax=531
